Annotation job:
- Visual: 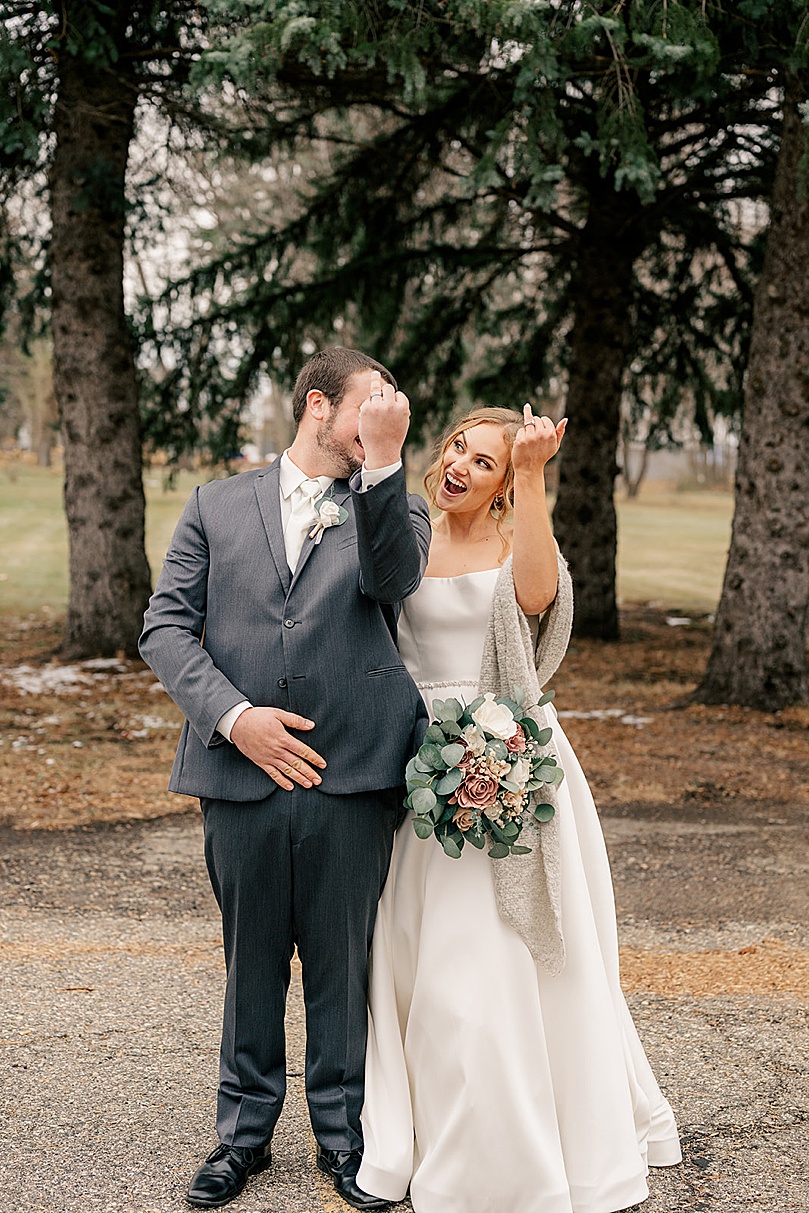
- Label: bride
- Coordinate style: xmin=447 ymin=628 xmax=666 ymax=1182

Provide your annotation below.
xmin=356 ymin=405 xmax=682 ymax=1213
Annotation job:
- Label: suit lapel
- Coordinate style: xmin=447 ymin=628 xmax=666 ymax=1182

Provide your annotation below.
xmin=288 ymin=478 xmax=352 ymax=592
xmin=255 ymin=458 xmax=292 ymax=594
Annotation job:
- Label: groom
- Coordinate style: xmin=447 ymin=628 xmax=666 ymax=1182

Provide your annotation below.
xmin=139 ymin=348 xmax=430 ymax=1209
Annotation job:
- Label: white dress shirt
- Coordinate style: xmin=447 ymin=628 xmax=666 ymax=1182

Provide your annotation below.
xmin=216 ymin=451 xmax=402 ymax=742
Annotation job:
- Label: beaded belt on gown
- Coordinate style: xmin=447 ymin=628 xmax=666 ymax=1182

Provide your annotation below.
xmin=414 ymin=679 xmax=478 ymax=693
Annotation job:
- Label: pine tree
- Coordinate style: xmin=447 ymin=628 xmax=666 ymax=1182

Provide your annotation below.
xmin=694 ymin=67 xmax=809 ymax=707
xmin=0 ymin=2 xmax=212 ymax=656
xmin=152 ymin=1 xmax=773 ymax=637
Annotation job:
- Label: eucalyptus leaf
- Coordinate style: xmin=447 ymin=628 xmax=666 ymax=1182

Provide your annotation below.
xmin=441 ymin=720 xmax=462 ymax=739
xmin=466 ymin=695 xmax=485 ymax=715
xmin=441 ymin=834 xmax=462 ymax=859
xmin=512 ymin=685 xmax=526 ymax=706
xmin=436 ymin=800 xmax=457 ymax=825
xmin=538 ymin=690 xmax=556 ymax=707
xmin=435 ymin=767 xmax=464 ymax=795
xmin=536 ymin=766 xmax=562 ymax=783
xmin=487 ymin=842 xmax=510 ymax=859
xmin=521 ymin=716 xmax=540 ymax=740
xmin=500 ymin=779 xmax=520 ymax=794
xmin=500 ymin=822 xmax=520 ymax=841
xmin=406 ymin=775 xmax=433 ymax=790
xmin=440 ymin=697 xmax=464 ymax=722
xmin=511 ymin=844 xmax=532 ymax=854
xmin=441 ymin=742 xmax=466 ymax=767
xmin=534 ymin=803 xmax=556 ymax=822
xmin=424 ymin=724 xmax=447 ymax=745
xmin=412 ymin=816 xmax=434 ymax=839
xmin=431 ymin=699 xmax=446 ymax=719
xmin=465 ymin=829 xmax=485 ymax=849
xmin=535 ymin=727 xmax=553 ymax=746
xmin=418 ymin=743 xmax=446 ymax=770
xmin=411 ymin=787 xmax=437 ymax=816
xmin=413 ymin=754 xmax=434 ymax=773
xmin=486 ymin=739 xmax=508 ymax=761
xmin=487 ymin=820 xmax=509 ymax=844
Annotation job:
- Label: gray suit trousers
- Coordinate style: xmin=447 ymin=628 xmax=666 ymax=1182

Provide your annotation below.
xmin=202 ymin=786 xmax=401 ymax=1150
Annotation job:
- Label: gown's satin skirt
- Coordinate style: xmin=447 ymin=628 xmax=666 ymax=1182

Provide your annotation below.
xmin=359 ymin=726 xmax=681 ymax=1213
xmin=358 ymin=574 xmax=680 ymax=1213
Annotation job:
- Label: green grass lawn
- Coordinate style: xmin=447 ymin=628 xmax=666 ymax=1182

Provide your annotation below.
xmin=0 ymin=461 xmax=732 ymax=616
xmin=616 ymin=489 xmax=731 ymax=612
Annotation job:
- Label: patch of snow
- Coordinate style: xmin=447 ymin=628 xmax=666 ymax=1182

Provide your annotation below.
xmin=557 ymin=708 xmax=653 ymax=729
xmin=1 ymin=665 xmax=93 ymax=695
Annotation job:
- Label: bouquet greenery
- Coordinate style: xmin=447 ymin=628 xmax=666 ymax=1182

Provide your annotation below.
xmin=405 ymin=687 xmax=564 ymax=860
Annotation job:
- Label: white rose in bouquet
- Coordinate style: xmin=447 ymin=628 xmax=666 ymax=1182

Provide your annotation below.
xmin=460 ymin=724 xmax=486 ymax=756
xmin=510 ymin=755 xmax=532 ymax=788
xmin=472 ymin=693 xmax=518 ymax=741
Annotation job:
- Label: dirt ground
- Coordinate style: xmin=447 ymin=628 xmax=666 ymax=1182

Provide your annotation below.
xmin=1 ymin=609 xmax=808 ymax=1211
xmin=1 ymin=607 xmax=806 ymax=833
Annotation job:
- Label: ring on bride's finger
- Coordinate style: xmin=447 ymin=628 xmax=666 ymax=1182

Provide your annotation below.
xmin=370 ymin=390 xmax=383 ymax=397
xmin=524 ymin=419 xmax=536 ymax=427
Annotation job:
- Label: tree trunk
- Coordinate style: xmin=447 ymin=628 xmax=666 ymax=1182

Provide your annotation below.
xmin=694 ymin=74 xmax=809 ymax=709
xmin=620 ymin=421 xmax=650 ymax=500
xmin=552 ymin=189 xmax=643 ymax=639
xmin=49 ymin=3 xmax=152 ymax=658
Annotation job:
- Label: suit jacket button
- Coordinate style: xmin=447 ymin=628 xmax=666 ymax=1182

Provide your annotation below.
xmin=277 ymin=678 xmax=287 ymax=689
xmin=283 ymin=619 xmax=295 ymax=628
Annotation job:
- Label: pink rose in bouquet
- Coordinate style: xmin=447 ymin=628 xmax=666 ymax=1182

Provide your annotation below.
xmin=454 ymin=772 xmax=499 ymax=810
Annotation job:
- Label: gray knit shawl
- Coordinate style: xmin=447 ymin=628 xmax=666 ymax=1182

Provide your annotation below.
xmin=477 ymin=551 xmax=574 ymax=975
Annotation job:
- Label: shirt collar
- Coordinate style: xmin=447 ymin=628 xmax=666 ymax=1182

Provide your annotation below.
xmin=279 ymin=450 xmax=333 ymax=501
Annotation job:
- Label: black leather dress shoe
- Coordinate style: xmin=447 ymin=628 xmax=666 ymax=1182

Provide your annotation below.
xmin=186 ymin=1140 xmax=272 ymax=1208
xmin=316 ymin=1147 xmax=390 ymax=1210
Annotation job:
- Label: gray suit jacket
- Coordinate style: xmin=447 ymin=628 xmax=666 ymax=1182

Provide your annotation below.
xmin=139 ymin=459 xmax=431 ymax=800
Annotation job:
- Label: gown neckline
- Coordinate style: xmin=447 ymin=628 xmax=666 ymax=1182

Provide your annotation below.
xmin=422 ymin=567 xmax=502 ymax=582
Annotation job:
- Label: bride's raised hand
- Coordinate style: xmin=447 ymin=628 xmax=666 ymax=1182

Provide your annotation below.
xmin=511 ymin=404 xmax=567 ymax=476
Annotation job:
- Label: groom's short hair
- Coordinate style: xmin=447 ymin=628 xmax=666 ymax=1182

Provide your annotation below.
xmin=292 ymin=347 xmax=397 ymax=426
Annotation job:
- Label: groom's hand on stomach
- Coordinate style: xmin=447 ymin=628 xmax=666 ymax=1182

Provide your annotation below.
xmin=230 ymin=707 xmax=326 ymax=791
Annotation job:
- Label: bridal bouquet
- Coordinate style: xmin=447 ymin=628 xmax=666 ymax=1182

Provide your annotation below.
xmin=405 ymin=687 xmax=564 ymax=860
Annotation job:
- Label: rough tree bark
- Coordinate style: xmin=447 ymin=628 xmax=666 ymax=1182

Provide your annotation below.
xmin=552 ymin=186 xmax=643 ymax=639
xmin=694 ymin=73 xmax=809 ymax=708
xmin=50 ymin=2 xmax=152 ymax=658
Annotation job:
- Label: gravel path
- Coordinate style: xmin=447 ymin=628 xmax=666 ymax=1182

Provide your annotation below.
xmin=1 ymin=810 xmax=807 ymax=1212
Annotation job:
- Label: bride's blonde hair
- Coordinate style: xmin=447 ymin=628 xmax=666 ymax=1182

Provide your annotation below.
xmin=423 ymin=406 xmax=524 ymax=555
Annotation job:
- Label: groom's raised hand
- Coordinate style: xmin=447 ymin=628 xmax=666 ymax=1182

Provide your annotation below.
xmin=230 ymin=707 xmax=326 ymax=791
xmin=359 ymin=370 xmax=410 ymax=470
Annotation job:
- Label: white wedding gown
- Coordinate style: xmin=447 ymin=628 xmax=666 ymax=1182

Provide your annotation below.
xmin=357 ymin=570 xmax=681 ymax=1213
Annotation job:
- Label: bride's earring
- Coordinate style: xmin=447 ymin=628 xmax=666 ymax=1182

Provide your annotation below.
xmin=492 ymin=494 xmax=505 ymax=515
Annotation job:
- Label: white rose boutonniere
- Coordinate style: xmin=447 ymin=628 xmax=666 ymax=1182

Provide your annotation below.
xmin=309 ymin=491 xmax=348 ymax=545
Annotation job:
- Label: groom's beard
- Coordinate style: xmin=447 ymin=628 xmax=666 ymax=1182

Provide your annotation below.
xmin=316 ymin=416 xmax=363 ymax=478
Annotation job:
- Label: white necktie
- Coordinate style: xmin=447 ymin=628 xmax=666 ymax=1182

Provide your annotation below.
xmin=284 ymin=479 xmax=322 ymax=570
